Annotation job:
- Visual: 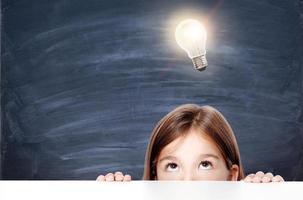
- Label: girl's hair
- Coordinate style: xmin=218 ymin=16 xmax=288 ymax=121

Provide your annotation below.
xmin=142 ymin=104 xmax=245 ymax=180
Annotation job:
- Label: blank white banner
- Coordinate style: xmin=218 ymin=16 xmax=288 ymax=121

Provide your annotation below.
xmin=1 ymin=181 xmax=302 ymax=200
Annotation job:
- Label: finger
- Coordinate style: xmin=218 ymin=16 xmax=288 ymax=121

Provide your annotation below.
xmin=264 ymin=172 xmax=274 ymax=179
xmin=278 ymin=175 xmax=285 ymax=182
xmin=123 ymin=174 xmax=132 ymax=182
xmin=105 ymin=173 xmax=115 ymax=181
xmin=114 ymin=174 xmax=124 ymax=181
xmin=114 ymin=171 xmax=123 ymax=176
xmin=246 ymin=174 xmax=255 ymax=178
xmin=243 ymin=173 xmax=255 ymax=182
xmin=261 ymin=176 xmax=271 ymax=183
xmin=255 ymin=171 xmax=265 ymax=178
xmin=252 ymin=175 xmax=261 ymax=183
xmin=243 ymin=176 xmax=253 ymax=183
xmin=96 ymin=175 xmax=105 ymax=181
xmin=272 ymin=175 xmax=284 ymax=182
xmin=114 ymin=171 xmax=124 ymax=181
xmin=261 ymin=172 xmax=273 ymax=183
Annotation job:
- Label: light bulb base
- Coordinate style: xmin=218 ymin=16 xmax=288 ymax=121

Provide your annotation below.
xmin=191 ymin=55 xmax=208 ymax=71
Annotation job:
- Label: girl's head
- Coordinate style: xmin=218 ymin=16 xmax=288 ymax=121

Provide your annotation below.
xmin=143 ymin=104 xmax=244 ymax=181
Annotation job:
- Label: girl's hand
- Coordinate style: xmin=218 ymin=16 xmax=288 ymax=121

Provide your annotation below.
xmin=96 ymin=171 xmax=132 ymax=182
xmin=243 ymin=171 xmax=284 ymax=183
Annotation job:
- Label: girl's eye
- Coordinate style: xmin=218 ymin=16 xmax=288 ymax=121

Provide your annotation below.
xmin=199 ymin=161 xmax=213 ymax=170
xmin=166 ymin=163 xmax=179 ymax=172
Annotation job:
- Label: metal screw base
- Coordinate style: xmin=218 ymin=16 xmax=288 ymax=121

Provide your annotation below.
xmin=192 ymin=55 xmax=208 ymax=71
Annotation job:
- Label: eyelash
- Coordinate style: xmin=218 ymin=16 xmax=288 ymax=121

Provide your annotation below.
xmin=199 ymin=161 xmax=213 ymax=169
xmin=166 ymin=163 xmax=178 ymax=170
xmin=165 ymin=161 xmax=213 ymax=170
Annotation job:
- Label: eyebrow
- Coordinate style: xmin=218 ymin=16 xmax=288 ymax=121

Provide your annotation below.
xmin=158 ymin=156 xmax=178 ymax=163
xmin=158 ymin=154 xmax=220 ymax=163
xmin=200 ymin=154 xmax=220 ymax=160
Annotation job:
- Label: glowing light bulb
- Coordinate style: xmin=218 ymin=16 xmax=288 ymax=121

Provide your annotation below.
xmin=175 ymin=19 xmax=208 ymax=71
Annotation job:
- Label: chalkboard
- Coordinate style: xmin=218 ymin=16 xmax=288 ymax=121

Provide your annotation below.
xmin=1 ymin=0 xmax=303 ymax=180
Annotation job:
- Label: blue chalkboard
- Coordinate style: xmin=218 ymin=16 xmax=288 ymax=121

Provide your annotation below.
xmin=1 ymin=0 xmax=303 ymax=180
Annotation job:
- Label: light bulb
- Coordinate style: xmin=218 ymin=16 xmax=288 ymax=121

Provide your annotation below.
xmin=175 ymin=19 xmax=208 ymax=71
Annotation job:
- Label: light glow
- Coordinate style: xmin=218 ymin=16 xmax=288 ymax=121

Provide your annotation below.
xmin=175 ymin=19 xmax=207 ymax=58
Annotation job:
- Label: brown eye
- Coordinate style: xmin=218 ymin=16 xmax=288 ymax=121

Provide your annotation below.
xmin=199 ymin=161 xmax=213 ymax=170
xmin=166 ymin=163 xmax=179 ymax=172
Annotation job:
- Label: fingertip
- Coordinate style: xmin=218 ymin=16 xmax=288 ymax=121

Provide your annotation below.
xmin=276 ymin=175 xmax=284 ymax=182
xmin=123 ymin=174 xmax=132 ymax=181
xmin=256 ymin=171 xmax=265 ymax=177
xmin=96 ymin=175 xmax=105 ymax=181
xmin=261 ymin=176 xmax=270 ymax=183
xmin=115 ymin=173 xmax=125 ymax=181
xmin=264 ymin=172 xmax=274 ymax=179
xmin=243 ymin=177 xmax=252 ymax=183
xmin=252 ymin=176 xmax=261 ymax=183
xmin=243 ymin=173 xmax=254 ymax=183
xmin=272 ymin=175 xmax=284 ymax=182
xmin=246 ymin=174 xmax=255 ymax=178
xmin=105 ymin=173 xmax=115 ymax=181
xmin=115 ymin=171 xmax=123 ymax=176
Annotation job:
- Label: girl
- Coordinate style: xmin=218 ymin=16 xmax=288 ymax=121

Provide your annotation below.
xmin=97 ymin=104 xmax=284 ymax=182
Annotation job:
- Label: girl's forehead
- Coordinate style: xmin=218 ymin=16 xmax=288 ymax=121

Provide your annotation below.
xmin=158 ymin=129 xmax=222 ymax=158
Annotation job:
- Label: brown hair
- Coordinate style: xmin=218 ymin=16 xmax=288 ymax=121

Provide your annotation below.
xmin=142 ymin=104 xmax=245 ymax=180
